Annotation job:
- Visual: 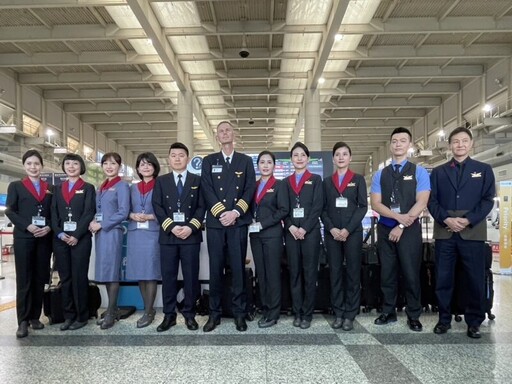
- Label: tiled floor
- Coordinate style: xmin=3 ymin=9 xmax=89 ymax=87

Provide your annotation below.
xmin=1 ymin=258 xmax=512 ymax=383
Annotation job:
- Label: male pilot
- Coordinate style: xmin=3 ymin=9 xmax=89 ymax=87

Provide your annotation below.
xmin=370 ymin=127 xmax=430 ymax=331
xmin=152 ymin=142 xmax=205 ymax=332
xmin=428 ymin=127 xmax=495 ymax=339
xmin=200 ymin=121 xmax=256 ymax=332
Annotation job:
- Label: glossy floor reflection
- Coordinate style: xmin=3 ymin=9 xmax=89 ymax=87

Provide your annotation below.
xmin=1 ymin=258 xmax=512 ymax=383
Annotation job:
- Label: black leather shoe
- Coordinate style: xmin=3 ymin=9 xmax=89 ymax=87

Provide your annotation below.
xmin=467 ymin=326 xmax=481 ymax=339
xmin=257 ymin=316 xmax=267 ymax=326
xmin=374 ymin=313 xmax=397 ymax=325
xmin=203 ymin=317 xmax=221 ymax=332
xmin=407 ymin=319 xmax=423 ymax=332
xmin=342 ymin=319 xmax=354 ymax=331
xmin=185 ymin=317 xmax=199 ymax=331
xmin=235 ymin=316 xmax=248 ymax=332
xmin=60 ymin=319 xmax=74 ymax=331
xmin=292 ymin=317 xmax=301 ymax=327
xmin=331 ymin=317 xmax=343 ymax=329
xmin=433 ymin=322 xmax=451 ymax=334
xmin=157 ymin=315 xmax=177 ymax=332
xmin=16 ymin=321 xmax=28 ymax=338
xmin=299 ymin=319 xmax=311 ymax=329
xmin=258 ymin=319 xmax=277 ymax=328
xmin=29 ymin=319 xmax=45 ymax=330
xmin=69 ymin=320 xmax=88 ymax=331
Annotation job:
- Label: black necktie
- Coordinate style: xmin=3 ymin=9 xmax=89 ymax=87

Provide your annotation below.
xmin=226 ymin=156 xmax=230 ymax=170
xmin=177 ymin=174 xmax=183 ymax=197
xmin=394 ymin=164 xmax=401 ymax=174
xmin=456 ymin=163 xmax=463 ymax=185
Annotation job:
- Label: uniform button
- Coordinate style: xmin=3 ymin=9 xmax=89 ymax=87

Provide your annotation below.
xmin=457 ymin=195 xmax=460 ymax=198
xmin=217 ymin=176 xmax=221 ymax=179
xmin=223 ymin=199 xmax=226 ymax=202
xmin=234 ymin=198 xmax=238 ymax=201
xmin=189 ymin=206 xmax=191 ymax=209
xmin=220 ymin=187 xmax=223 ymax=191
xmin=191 ymin=194 xmax=194 ymax=197
xmin=236 ymin=186 xmax=239 ymax=189
xmin=166 ymin=195 xmax=169 ymax=198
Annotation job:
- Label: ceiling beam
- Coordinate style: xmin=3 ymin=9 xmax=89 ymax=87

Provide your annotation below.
xmin=43 ymin=88 xmax=177 ymax=101
xmin=94 ymin=123 xmax=177 ymax=132
xmin=0 ymin=0 xmax=126 ymax=7
xmin=64 ymin=101 xmax=176 ymax=114
xmin=310 ymin=0 xmax=350 ymax=89
xmin=18 ymin=72 xmax=173 ymax=86
xmin=82 ymin=112 xmax=175 ymax=124
xmin=0 ymin=52 xmax=161 ymax=67
xmin=0 ymin=25 xmax=146 ymax=43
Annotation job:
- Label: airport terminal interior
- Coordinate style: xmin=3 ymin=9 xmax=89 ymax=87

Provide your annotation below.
xmin=2 ymin=0 xmax=512 ymax=382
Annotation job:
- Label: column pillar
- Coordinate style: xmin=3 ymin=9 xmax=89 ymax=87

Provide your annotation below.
xmin=304 ymin=89 xmax=321 ymax=151
xmin=177 ymin=91 xmax=194 ymax=154
xmin=15 ymin=83 xmax=23 ymax=133
xmin=40 ymin=99 xmax=46 ymax=138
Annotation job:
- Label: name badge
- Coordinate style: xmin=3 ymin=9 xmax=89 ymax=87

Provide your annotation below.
xmin=32 ymin=216 xmax=46 ymax=226
xmin=336 ymin=197 xmax=348 ymax=208
xmin=390 ymin=203 xmax=401 ymax=213
xmin=249 ymin=223 xmax=261 ymax=233
xmin=137 ymin=221 xmax=149 ymax=229
xmin=212 ymin=165 xmax=223 ymax=173
xmin=293 ymin=208 xmax=305 ymax=218
xmin=95 ymin=213 xmax=103 ymax=222
xmin=64 ymin=221 xmax=77 ymax=231
xmin=173 ymin=212 xmax=185 ymax=222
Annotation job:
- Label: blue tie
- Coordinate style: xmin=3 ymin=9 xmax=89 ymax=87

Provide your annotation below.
xmin=177 ymin=174 xmax=183 ymax=197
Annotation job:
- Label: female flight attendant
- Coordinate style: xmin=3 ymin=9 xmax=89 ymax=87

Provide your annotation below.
xmin=283 ymin=142 xmax=323 ymax=329
xmin=321 ymin=142 xmax=367 ymax=331
xmin=249 ymin=151 xmax=289 ymax=328
xmin=52 ymin=154 xmax=96 ymax=331
xmin=6 ymin=149 xmax=52 ymax=338
xmin=126 ymin=152 xmax=161 ymax=328
xmin=89 ymin=152 xmax=130 ymax=329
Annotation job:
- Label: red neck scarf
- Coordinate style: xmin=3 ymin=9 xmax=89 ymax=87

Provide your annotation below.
xmin=332 ymin=169 xmax=355 ymax=195
xmin=22 ymin=177 xmax=48 ymax=203
xmin=100 ymin=176 xmax=121 ymax=192
xmin=137 ymin=179 xmax=155 ymax=195
xmin=288 ymin=170 xmax=312 ymax=196
xmin=62 ymin=178 xmax=85 ymax=205
xmin=255 ymin=176 xmax=276 ymax=205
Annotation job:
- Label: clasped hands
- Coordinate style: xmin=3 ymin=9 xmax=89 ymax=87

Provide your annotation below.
xmin=289 ymin=225 xmax=306 ymax=240
xmin=330 ymin=228 xmax=349 ymax=242
xmin=27 ymin=224 xmax=50 ymax=238
xmin=444 ymin=217 xmax=470 ymax=233
xmin=219 ymin=210 xmax=238 ymax=227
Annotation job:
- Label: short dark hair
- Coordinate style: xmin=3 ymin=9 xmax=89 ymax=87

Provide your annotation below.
xmin=390 ymin=127 xmax=412 ymax=141
xmin=332 ymin=141 xmax=352 ymax=156
xmin=135 ymin=152 xmax=160 ymax=179
xmin=62 ymin=153 xmax=86 ymax=175
xmin=448 ymin=126 xmax=473 ymax=143
xmin=169 ymin=142 xmax=189 ymax=156
xmin=101 ymin=152 xmax=122 ymax=166
xmin=22 ymin=149 xmax=43 ymax=167
xmin=257 ymin=150 xmax=276 ymax=164
xmin=290 ymin=141 xmax=310 ymax=157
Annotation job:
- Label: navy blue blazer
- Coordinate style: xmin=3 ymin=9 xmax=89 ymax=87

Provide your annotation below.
xmin=428 ymin=157 xmax=495 ymax=240
xmin=5 ymin=180 xmax=53 ymax=239
xmin=152 ymin=172 xmax=205 ymax=245
xmin=250 ymin=179 xmax=289 ymax=239
xmin=321 ymin=173 xmax=368 ymax=235
xmin=201 ymin=151 xmax=256 ymax=228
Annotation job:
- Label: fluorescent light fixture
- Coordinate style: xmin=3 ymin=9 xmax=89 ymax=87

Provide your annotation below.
xmin=437 ymin=130 xmax=445 ymax=136
xmin=483 ymin=104 xmax=493 ymax=112
xmin=318 ymin=77 xmax=326 ymax=84
xmin=54 ymin=148 xmax=68 ymax=154
xmin=335 ymin=34 xmax=344 ymax=41
xmin=46 ymin=129 xmax=54 ymax=136
xmin=0 ymin=126 xmax=16 ymax=133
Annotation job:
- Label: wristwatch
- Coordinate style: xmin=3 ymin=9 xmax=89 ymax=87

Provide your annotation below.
xmin=398 ymin=224 xmax=405 ymax=229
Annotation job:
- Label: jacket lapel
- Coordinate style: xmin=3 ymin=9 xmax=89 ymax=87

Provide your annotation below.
xmin=443 ymin=161 xmax=458 ymax=190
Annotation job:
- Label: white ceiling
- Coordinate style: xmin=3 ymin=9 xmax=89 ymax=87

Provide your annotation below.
xmin=1 ymin=0 xmax=512 ymax=173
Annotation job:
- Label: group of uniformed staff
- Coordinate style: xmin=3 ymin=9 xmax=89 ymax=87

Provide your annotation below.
xmin=6 ymin=121 xmax=495 ymax=340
